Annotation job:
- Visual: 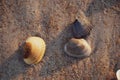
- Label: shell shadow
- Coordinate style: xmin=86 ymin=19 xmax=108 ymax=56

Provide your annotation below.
xmin=0 ymin=1 xmax=31 ymax=80
xmin=0 ymin=44 xmax=32 ymax=80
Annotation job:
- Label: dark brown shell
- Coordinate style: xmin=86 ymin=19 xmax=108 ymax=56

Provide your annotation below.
xmin=72 ymin=19 xmax=92 ymax=38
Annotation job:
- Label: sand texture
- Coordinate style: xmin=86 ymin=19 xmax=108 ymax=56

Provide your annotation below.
xmin=0 ymin=0 xmax=120 ymax=80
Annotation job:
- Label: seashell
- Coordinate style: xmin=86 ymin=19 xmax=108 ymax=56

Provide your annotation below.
xmin=64 ymin=38 xmax=91 ymax=58
xmin=23 ymin=37 xmax=46 ymax=64
xmin=72 ymin=19 xmax=93 ymax=38
xmin=116 ymin=69 xmax=120 ymax=80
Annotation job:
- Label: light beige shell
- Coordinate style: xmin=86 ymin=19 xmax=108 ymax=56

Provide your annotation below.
xmin=23 ymin=37 xmax=46 ymax=64
xmin=116 ymin=69 xmax=120 ymax=80
xmin=64 ymin=38 xmax=91 ymax=58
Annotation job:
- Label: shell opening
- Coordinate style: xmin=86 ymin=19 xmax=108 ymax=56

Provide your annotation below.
xmin=24 ymin=42 xmax=31 ymax=58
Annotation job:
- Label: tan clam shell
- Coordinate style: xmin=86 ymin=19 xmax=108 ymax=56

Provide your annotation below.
xmin=23 ymin=37 xmax=46 ymax=64
xmin=64 ymin=38 xmax=91 ymax=58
